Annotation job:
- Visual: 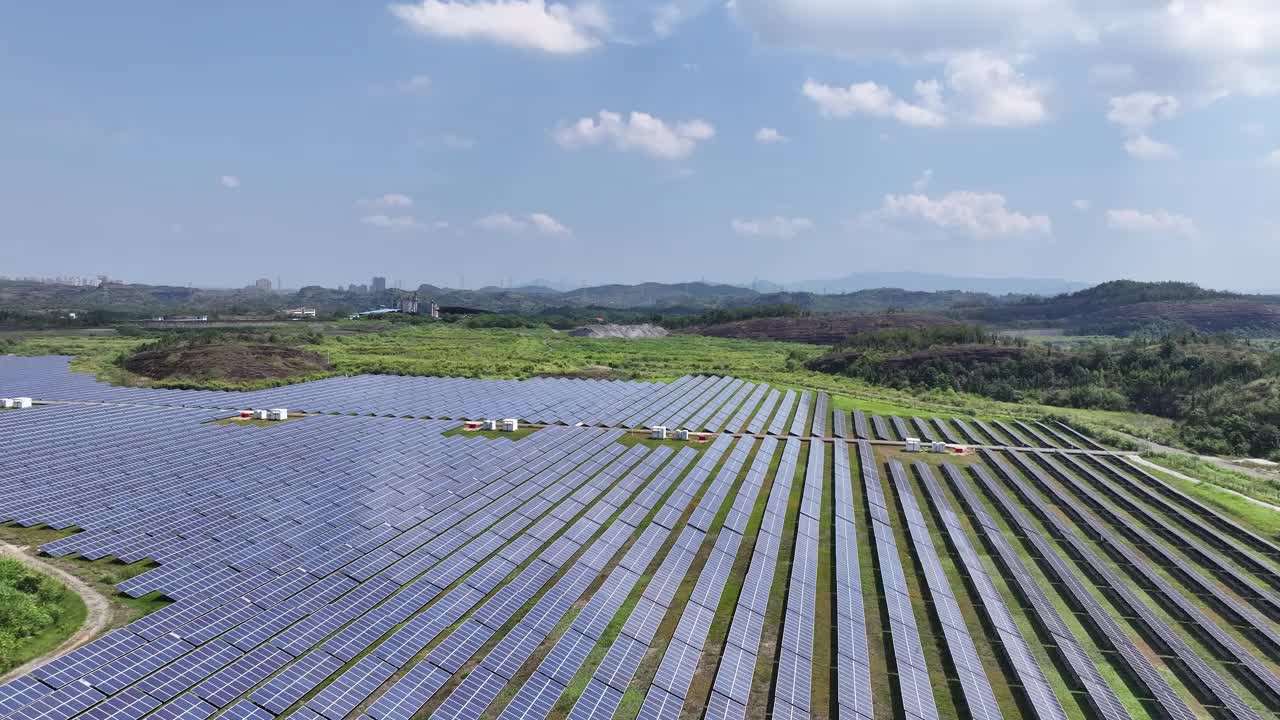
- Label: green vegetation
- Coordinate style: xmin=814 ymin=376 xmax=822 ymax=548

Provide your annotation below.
xmin=811 ymin=327 xmax=1280 ymax=459
xmin=0 ymin=558 xmax=85 ymax=674
xmin=1140 ymin=455 xmax=1280 ymax=529
xmin=654 ymin=304 xmax=807 ymax=329
xmin=441 ymin=426 xmax=542 ymax=442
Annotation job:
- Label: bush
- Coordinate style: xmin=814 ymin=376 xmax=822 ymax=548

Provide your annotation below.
xmin=0 ymin=558 xmax=69 ymax=668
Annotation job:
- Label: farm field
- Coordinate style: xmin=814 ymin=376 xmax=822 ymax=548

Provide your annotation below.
xmin=0 ymin=358 xmax=1278 ymax=720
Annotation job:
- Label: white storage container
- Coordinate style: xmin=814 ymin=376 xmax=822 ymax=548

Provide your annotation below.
xmin=269 ymin=408 xmax=289 ymax=421
xmin=0 ymin=399 xmax=13 ymax=409
xmin=650 ymin=426 xmax=667 ymax=440
xmin=14 ymin=397 xmax=33 ymax=409
xmin=501 ymin=418 xmax=519 ymax=432
xmin=930 ymin=441 xmax=948 ymax=454
xmin=255 ymin=409 xmax=270 ymax=420
xmin=483 ymin=419 xmax=499 ymax=431
xmin=904 ymin=437 xmax=922 ymax=452
xmin=674 ymin=429 xmax=690 ymax=441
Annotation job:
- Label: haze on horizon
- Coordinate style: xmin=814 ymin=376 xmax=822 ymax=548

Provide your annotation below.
xmin=4 ymin=2 xmax=1280 ymax=292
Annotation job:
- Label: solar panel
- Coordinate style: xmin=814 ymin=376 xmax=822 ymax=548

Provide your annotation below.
xmin=249 ymin=650 xmax=344 ymax=714
xmin=495 ymin=672 xmax=565 ymax=720
xmin=306 ymin=655 xmax=397 ymax=720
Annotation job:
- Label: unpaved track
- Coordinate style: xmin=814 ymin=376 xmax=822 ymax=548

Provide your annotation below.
xmin=0 ymin=541 xmax=111 ymax=683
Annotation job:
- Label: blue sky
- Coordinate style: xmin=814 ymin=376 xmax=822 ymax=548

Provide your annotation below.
xmin=4 ymin=1 xmax=1280 ymax=291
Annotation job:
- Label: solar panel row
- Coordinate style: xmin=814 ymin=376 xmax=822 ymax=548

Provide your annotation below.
xmin=639 ymin=436 xmax=769 ymax=718
xmin=916 ymin=464 xmax=1067 ymax=720
xmin=833 ymin=443 xmax=872 ymax=720
xmin=974 ymin=455 xmax=1198 ymax=720
xmin=858 ymin=441 xmax=939 ymax=720
xmin=891 ymin=460 xmax=1003 ymax=720
xmin=1045 ymin=453 xmax=1280 ymax=694
xmin=767 ymin=390 xmax=797 ymax=437
xmin=770 ymin=439 xmax=824 ymax=719
xmin=561 ymin=435 xmax=738 ymax=720
xmin=942 ymin=464 xmax=1132 ymax=720
xmin=706 ymin=438 xmax=798 ymax=720
xmin=809 ymin=392 xmax=829 ymax=439
xmin=1004 ymin=451 xmax=1271 ymax=718
xmin=831 ymin=407 xmax=848 ymax=439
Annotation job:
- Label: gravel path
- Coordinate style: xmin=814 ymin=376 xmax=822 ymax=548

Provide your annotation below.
xmin=0 ymin=541 xmax=111 ymax=683
xmin=1127 ymin=455 xmax=1280 ymax=514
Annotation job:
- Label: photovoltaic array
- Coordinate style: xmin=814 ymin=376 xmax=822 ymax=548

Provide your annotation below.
xmin=1 ymin=358 xmax=1278 ymax=720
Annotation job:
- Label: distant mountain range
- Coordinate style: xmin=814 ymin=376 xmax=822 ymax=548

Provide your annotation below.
xmin=775 ymin=272 xmax=1090 ymax=296
xmin=6 ymin=276 xmax=1280 ymax=337
xmin=518 ymin=272 xmax=1090 ymax=297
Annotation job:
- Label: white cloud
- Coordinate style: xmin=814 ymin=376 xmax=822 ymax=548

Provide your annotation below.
xmin=219 ymin=175 xmax=240 ymax=189
xmin=1098 ymin=2 xmax=1280 ymax=99
xmin=802 ymin=79 xmax=946 ymax=127
xmin=360 ymin=193 xmax=414 ymax=209
xmin=912 ymin=169 xmax=933 ymax=192
xmin=730 ymin=216 xmax=815 ymax=238
xmin=734 ymin=2 xmax=1280 ymax=103
xmin=1261 ymin=149 xmax=1280 ymax=168
xmin=389 ymin=0 xmax=604 ymax=55
xmin=476 ymin=212 xmax=571 ymax=234
xmin=943 ymin=51 xmax=1048 ymax=127
xmin=529 ymin=212 xmax=571 ymax=234
xmin=803 ymin=52 xmax=1047 ymax=128
xmin=755 ymin=127 xmax=789 ymax=143
xmin=1124 ymin=133 xmax=1178 ymax=159
xmin=555 ymin=110 xmax=715 ymax=159
xmin=872 ymin=191 xmax=1053 ymax=238
xmin=730 ymin=0 xmax=1083 ymax=60
xmin=1072 ymin=199 xmax=1092 ymax=211
xmin=476 ymin=213 xmax=527 ymax=232
xmin=361 ymin=215 xmax=419 ymax=229
xmin=1107 ymin=92 xmax=1179 ymax=158
xmin=1107 ymin=92 xmax=1179 ymax=130
xmin=1105 ymin=208 xmax=1198 ymax=237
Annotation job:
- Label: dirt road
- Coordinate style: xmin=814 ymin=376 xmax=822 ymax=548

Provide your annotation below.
xmin=0 ymin=541 xmax=110 ymax=683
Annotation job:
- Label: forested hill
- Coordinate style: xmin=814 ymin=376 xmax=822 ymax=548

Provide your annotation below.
xmin=967 ymin=280 xmax=1280 ymax=334
xmin=808 ymin=325 xmax=1280 ymax=458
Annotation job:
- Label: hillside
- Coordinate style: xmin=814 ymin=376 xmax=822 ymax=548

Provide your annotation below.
xmin=8 ymin=278 xmax=1280 ymax=337
xmin=967 ymin=280 xmax=1280 ymax=334
xmin=123 ymin=341 xmax=333 ymax=384
xmin=807 ymin=325 xmax=1280 ymax=458
xmin=683 ymin=312 xmax=958 ymax=345
xmin=786 ymin=271 xmax=1088 ymax=296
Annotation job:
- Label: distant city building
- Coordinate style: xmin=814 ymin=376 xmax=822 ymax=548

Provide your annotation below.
xmin=429 ymin=302 xmax=440 ymax=319
xmin=397 ymin=294 xmax=420 ymax=315
xmin=347 ymin=283 xmax=369 ymax=294
xmin=372 ymin=276 xmax=387 ymax=293
xmin=254 ymin=278 xmax=272 ymax=291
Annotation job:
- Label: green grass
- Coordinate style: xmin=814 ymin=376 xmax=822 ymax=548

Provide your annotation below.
xmin=0 ymin=559 xmax=88 ymax=675
xmin=1142 ymin=454 xmax=1280 ymax=519
xmin=209 ymin=416 xmax=304 ymax=427
xmin=441 ymin=426 xmax=543 ymax=442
